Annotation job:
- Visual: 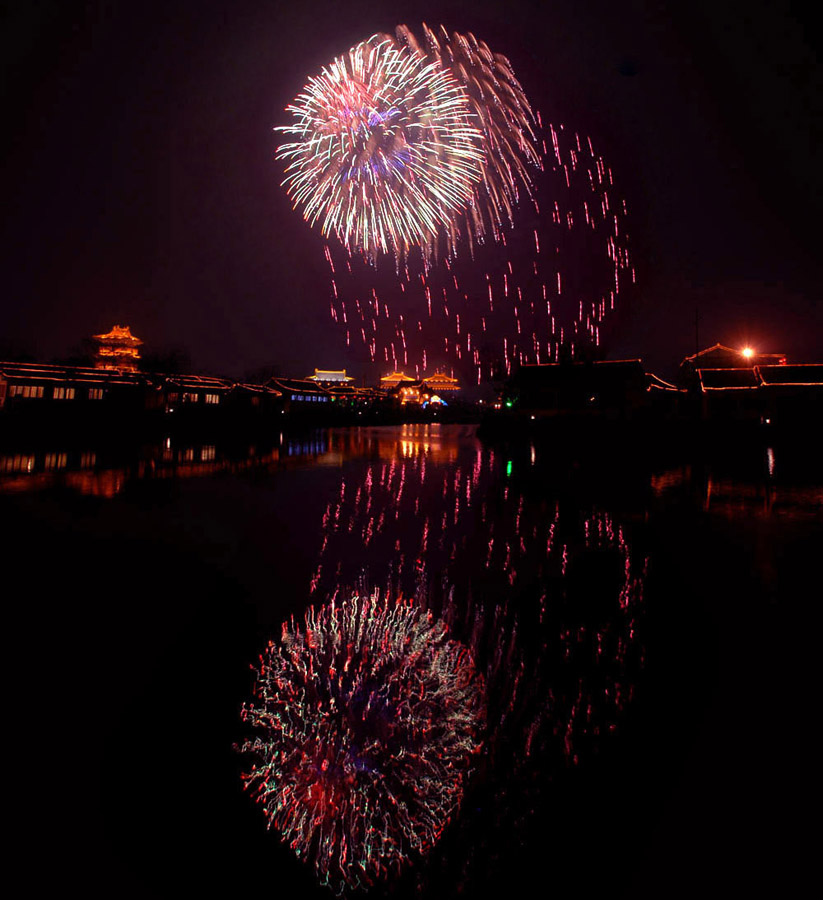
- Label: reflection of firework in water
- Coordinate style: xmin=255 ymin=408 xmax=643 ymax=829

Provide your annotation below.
xmin=237 ymin=589 xmax=486 ymax=893
xmin=277 ymin=35 xmax=485 ymax=260
xmin=311 ymin=431 xmax=645 ymax=768
xmin=303 ymin=432 xmax=647 ymax=891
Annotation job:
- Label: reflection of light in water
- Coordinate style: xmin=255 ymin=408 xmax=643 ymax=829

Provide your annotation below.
xmin=766 ymin=447 xmax=775 ymax=478
xmin=0 ymin=440 xmax=294 ymax=497
xmin=237 ymin=589 xmax=485 ymax=893
xmin=327 ymin=424 xmax=460 ymax=464
xmin=650 ymin=466 xmax=691 ymax=496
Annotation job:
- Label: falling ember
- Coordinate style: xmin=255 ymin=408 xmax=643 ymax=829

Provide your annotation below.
xmin=321 ymin=121 xmax=633 ymax=378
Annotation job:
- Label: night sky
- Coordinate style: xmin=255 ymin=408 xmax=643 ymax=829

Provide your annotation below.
xmin=3 ymin=0 xmax=821 ymax=381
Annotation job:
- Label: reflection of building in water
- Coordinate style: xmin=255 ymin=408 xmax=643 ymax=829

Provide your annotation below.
xmin=92 ymin=325 xmax=143 ymax=372
xmin=0 ymin=440 xmax=280 ymax=498
xmin=0 ymin=430 xmax=356 ymax=498
xmin=648 ymin=453 xmax=822 ymax=519
xmin=327 ymin=423 xmax=460 ymax=463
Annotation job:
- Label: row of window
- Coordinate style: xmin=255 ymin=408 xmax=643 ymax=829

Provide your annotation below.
xmin=168 ymin=392 xmax=221 ymax=405
xmin=8 ymin=384 xmax=103 ymax=400
xmin=290 ymin=393 xmax=329 ymax=403
xmin=7 ymin=384 xmax=231 ymax=405
xmin=0 ymin=451 xmax=96 ymax=473
xmin=10 ymin=385 xmax=44 ymax=398
xmin=161 ymin=446 xmax=216 ymax=462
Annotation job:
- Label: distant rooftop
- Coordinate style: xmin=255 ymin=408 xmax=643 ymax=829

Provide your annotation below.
xmin=307 ymin=369 xmax=353 ymax=383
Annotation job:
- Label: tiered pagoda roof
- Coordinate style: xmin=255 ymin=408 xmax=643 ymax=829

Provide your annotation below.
xmin=422 ymin=371 xmax=460 ymax=392
xmin=380 ymin=371 xmax=417 ymax=389
xmin=92 ymin=325 xmax=143 ymax=372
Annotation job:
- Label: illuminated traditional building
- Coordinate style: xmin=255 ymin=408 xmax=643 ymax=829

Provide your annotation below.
xmin=398 ymin=383 xmax=422 ymax=405
xmin=380 ymin=371 xmax=417 ymax=391
xmin=92 ymin=325 xmax=143 ymax=372
xmin=679 ymin=343 xmax=786 ymax=384
xmin=307 ymin=369 xmax=354 ymax=384
xmin=421 ymin=371 xmax=460 ymax=394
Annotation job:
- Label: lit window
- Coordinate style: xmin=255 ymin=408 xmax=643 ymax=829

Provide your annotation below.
xmin=80 ymin=452 xmax=96 ymax=468
xmin=182 ymin=392 xmax=198 ymax=403
xmin=53 ymin=386 xmax=76 ymax=400
xmin=88 ymin=388 xmax=104 ymax=400
xmin=11 ymin=384 xmax=45 ymax=398
xmin=204 ymin=393 xmax=220 ymax=404
xmin=201 ymin=445 xmax=216 ymax=461
xmin=0 ymin=454 xmax=35 ymax=473
xmin=45 ymin=452 xmax=67 ymax=470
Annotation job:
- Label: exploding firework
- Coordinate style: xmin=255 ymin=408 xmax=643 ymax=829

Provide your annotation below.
xmin=237 ymin=589 xmax=486 ymax=892
xmin=276 ymin=35 xmax=485 ymax=260
xmin=395 ymin=24 xmax=540 ymax=251
xmin=278 ymin=26 xmax=633 ymax=377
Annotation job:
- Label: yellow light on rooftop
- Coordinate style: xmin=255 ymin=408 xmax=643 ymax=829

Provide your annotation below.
xmin=741 ymin=347 xmax=754 ymax=359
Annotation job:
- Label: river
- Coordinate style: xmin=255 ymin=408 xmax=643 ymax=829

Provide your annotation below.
xmin=4 ymin=424 xmax=820 ymax=897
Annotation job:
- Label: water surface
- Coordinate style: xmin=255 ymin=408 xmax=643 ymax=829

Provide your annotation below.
xmin=5 ymin=424 xmax=820 ymax=897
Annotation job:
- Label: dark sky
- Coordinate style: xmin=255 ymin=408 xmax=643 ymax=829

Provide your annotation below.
xmin=2 ymin=0 xmax=821 ymax=380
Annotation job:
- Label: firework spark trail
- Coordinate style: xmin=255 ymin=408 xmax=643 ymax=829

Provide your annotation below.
xmin=395 ymin=24 xmax=541 ymax=253
xmin=324 ymin=122 xmax=634 ymax=381
xmin=238 ymin=589 xmax=486 ymax=893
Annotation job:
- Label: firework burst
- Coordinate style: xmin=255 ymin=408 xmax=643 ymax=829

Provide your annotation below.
xmin=396 ymin=24 xmax=540 ymax=252
xmin=278 ymin=27 xmax=632 ymax=378
xmin=237 ymin=589 xmax=486 ymax=892
xmin=277 ymin=36 xmax=485 ymax=260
